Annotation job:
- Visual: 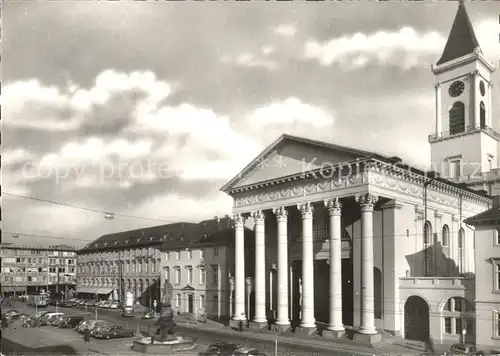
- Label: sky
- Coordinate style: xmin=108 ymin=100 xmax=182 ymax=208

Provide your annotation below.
xmin=2 ymin=1 xmax=500 ymax=248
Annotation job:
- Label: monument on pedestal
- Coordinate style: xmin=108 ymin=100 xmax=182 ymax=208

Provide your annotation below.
xmin=131 ymin=280 xmax=197 ymax=354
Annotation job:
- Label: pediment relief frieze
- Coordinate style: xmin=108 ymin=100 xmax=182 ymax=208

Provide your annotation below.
xmin=234 ymin=173 xmax=368 ymax=207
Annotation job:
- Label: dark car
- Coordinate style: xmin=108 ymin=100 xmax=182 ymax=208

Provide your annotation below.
xmin=93 ymin=325 xmax=135 ymax=339
xmin=59 ymin=315 xmax=85 ymax=328
xmin=122 ymin=306 xmax=134 ymax=317
xmin=199 ymin=342 xmax=240 ymax=356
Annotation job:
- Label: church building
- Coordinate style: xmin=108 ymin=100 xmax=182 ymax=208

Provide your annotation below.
xmin=220 ymin=1 xmax=497 ymax=346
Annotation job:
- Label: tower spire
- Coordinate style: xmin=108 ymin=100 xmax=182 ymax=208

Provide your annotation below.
xmin=436 ymin=0 xmax=480 ymax=65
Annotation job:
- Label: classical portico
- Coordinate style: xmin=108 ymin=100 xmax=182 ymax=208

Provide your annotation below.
xmin=221 ymin=134 xmax=490 ymax=344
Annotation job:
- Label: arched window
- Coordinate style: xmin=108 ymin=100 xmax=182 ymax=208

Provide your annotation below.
xmin=480 ymin=102 xmax=486 ymax=129
xmin=442 ymin=225 xmax=450 ymax=247
xmin=458 ymin=228 xmax=465 ymax=274
xmin=442 ymin=297 xmax=474 ymax=337
xmin=449 ymin=101 xmax=465 ymax=135
xmin=424 ymin=221 xmax=433 ymax=276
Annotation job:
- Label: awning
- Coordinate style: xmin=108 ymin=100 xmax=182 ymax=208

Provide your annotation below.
xmin=95 ymin=288 xmax=114 ymax=295
xmin=77 ymin=287 xmax=98 ymax=294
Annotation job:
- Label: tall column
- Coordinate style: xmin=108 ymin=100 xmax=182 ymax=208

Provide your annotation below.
xmin=434 ymin=83 xmax=442 ymax=137
xmin=251 ymin=210 xmax=267 ymax=325
xmin=297 ymin=202 xmax=315 ymax=330
xmin=473 ymin=70 xmax=480 ymax=128
xmin=355 ymin=193 xmax=378 ymax=336
xmin=324 ymin=198 xmax=345 ymax=338
xmin=233 ymin=213 xmax=246 ymax=321
xmin=273 ymin=206 xmax=290 ymax=328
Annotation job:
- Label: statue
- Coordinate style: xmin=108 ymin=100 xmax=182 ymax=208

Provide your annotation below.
xmin=153 ymin=280 xmax=176 ymax=343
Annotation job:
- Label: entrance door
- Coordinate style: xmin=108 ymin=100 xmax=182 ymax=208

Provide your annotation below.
xmin=404 ymin=296 xmax=430 ymax=341
xmin=188 ymin=294 xmax=194 ymax=313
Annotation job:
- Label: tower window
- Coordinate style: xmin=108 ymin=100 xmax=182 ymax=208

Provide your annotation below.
xmin=480 ymin=102 xmax=486 ymax=129
xmin=449 ymin=159 xmax=462 ymax=179
xmin=449 ymin=101 xmax=465 ymax=135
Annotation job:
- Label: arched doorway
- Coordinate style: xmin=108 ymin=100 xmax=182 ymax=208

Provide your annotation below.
xmin=404 ymin=296 xmax=430 ymax=341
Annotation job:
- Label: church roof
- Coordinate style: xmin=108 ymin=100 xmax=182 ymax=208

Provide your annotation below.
xmin=436 ymin=1 xmax=481 ymax=66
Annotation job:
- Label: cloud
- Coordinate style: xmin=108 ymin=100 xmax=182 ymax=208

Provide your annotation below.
xmin=304 ymin=27 xmax=445 ymax=70
xmin=2 ymin=70 xmax=172 ymax=133
xmin=131 ymin=193 xmax=233 ymax=223
xmin=261 ymin=46 xmax=276 ymax=55
xmin=250 ymin=97 xmax=335 ymax=128
xmin=274 ymin=24 xmax=297 ymax=37
xmin=235 ymin=54 xmax=278 ymax=71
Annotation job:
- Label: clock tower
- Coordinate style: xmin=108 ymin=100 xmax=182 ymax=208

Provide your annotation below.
xmin=429 ymin=0 xmax=497 ymax=182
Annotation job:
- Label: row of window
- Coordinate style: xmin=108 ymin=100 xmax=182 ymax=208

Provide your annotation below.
xmin=165 ymin=248 xmax=219 ymax=261
xmin=2 ymin=266 xmax=76 ymax=274
xmin=165 ymin=265 xmax=219 ymax=286
xmin=79 ymin=248 xmax=160 ymax=262
xmin=0 ymin=249 xmax=76 ymax=257
xmin=78 ymin=259 xmax=160 ymax=275
xmin=423 ymin=222 xmax=466 ymax=276
xmin=1 ymin=275 xmax=77 ymax=283
xmin=3 ymin=257 xmax=75 ymax=265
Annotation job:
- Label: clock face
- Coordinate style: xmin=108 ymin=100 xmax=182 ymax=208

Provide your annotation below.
xmin=448 ymin=81 xmax=465 ymax=97
xmin=480 ymin=81 xmax=485 ymax=96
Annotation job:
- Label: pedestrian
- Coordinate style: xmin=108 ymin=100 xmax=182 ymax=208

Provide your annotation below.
xmin=83 ymin=328 xmax=91 ymax=343
xmin=238 ymin=320 xmax=243 ymax=332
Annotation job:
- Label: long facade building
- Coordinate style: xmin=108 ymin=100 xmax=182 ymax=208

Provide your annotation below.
xmin=219 ymin=2 xmax=497 ymax=346
xmin=76 ymin=223 xmax=193 ymax=305
xmin=0 ymin=243 xmax=77 ymax=298
xmin=76 ymin=217 xmax=236 ymax=309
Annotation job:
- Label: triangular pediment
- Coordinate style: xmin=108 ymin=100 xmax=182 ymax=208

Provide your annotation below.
xmin=221 ymin=134 xmax=376 ymax=191
xmin=181 ymin=285 xmax=195 ymax=291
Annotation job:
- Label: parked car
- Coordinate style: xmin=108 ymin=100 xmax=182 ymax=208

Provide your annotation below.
xmin=60 ymin=315 xmax=85 ymax=328
xmin=77 ymin=319 xmax=107 ymax=333
xmin=109 ymin=302 xmax=120 ymax=309
xmin=49 ymin=315 xmax=65 ymax=326
xmin=39 ymin=312 xmax=64 ymax=326
xmin=448 ymin=343 xmax=484 ymax=355
xmin=90 ymin=323 xmax=112 ymax=337
xmin=93 ymin=324 xmax=136 ymax=339
xmin=122 ymin=306 xmax=134 ymax=317
xmin=141 ymin=310 xmax=154 ymax=319
xmin=199 ymin=342 xmax=240 ymax=356
xmin=4 ymin=310 xmax=21 ymax=320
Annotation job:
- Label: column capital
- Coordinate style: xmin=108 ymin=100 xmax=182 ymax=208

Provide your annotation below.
xmin=297 ymin=202 xmax=314 ymax=218
xmin=233 ymin=213 xmax=245 ymax=226
xmin=324 ymin=198 xmax=342 ymax=215
xmin=470 ymin=70 xmax=479 ymax=76
xmin=355 ymin=193 xmax=378 ymax=211
xmin=272 ymin=206 xmax=288 ymax=222
xmin=434 ymin=82 xmax=440 ymax=89
xmin=251 ymin=210 xmax=265 ymax=223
